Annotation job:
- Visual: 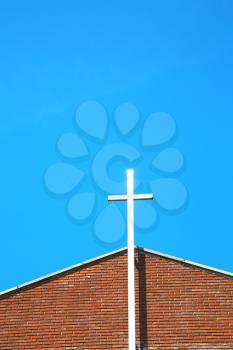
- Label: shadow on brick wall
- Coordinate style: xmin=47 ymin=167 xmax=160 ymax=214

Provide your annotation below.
xmin=136 ymin=251 xmax=148 ymax=350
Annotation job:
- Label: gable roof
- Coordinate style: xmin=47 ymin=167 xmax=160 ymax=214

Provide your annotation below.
xmin=1 ymin=246 xmax=233 ymax=298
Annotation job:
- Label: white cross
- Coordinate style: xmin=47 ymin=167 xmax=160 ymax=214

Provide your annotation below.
xmin=108 ymin=169 xmax=153 ymax=350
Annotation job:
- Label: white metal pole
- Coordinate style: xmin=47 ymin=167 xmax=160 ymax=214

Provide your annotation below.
xmin=127 ymin=169 xmax=136 ymax=350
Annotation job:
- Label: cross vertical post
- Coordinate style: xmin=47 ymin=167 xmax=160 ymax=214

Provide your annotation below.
xmin=108 ymin=169 xmax=154 ymax=350
xmin=127 ymin=169 xmax=136 ymax=350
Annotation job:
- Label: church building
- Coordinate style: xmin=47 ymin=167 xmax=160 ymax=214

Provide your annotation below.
xmin=1 ymin=247 xmax=233 ymax=349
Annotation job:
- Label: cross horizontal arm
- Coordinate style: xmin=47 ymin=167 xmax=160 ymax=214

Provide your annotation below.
xmin=108 ymin=195 xmax=128 ymax=202
xmin=108 ymin=193 xmax=154 ymax=202
xmin=134 ymin=193 xmax=154 ymax=200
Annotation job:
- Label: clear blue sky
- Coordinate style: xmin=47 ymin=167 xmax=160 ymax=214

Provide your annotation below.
xmin=1 ymin=0 xmax=233 ymax=291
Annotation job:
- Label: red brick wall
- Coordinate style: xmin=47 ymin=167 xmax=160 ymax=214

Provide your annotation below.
xmin=0 ymin=249 xmax=233 ymax=349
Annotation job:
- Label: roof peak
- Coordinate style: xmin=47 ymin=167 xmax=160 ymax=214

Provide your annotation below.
xmin=1 ymin=246 xmax=232 ymax=298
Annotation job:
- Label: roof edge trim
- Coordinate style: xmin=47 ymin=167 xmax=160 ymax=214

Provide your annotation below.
xmin=1 ymin=246 xmax=233 ymax=297
xmin=0 ymin=247 xmax=127 ymax=297
xmin=138 ymin=246 xmax=233 ymax=278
